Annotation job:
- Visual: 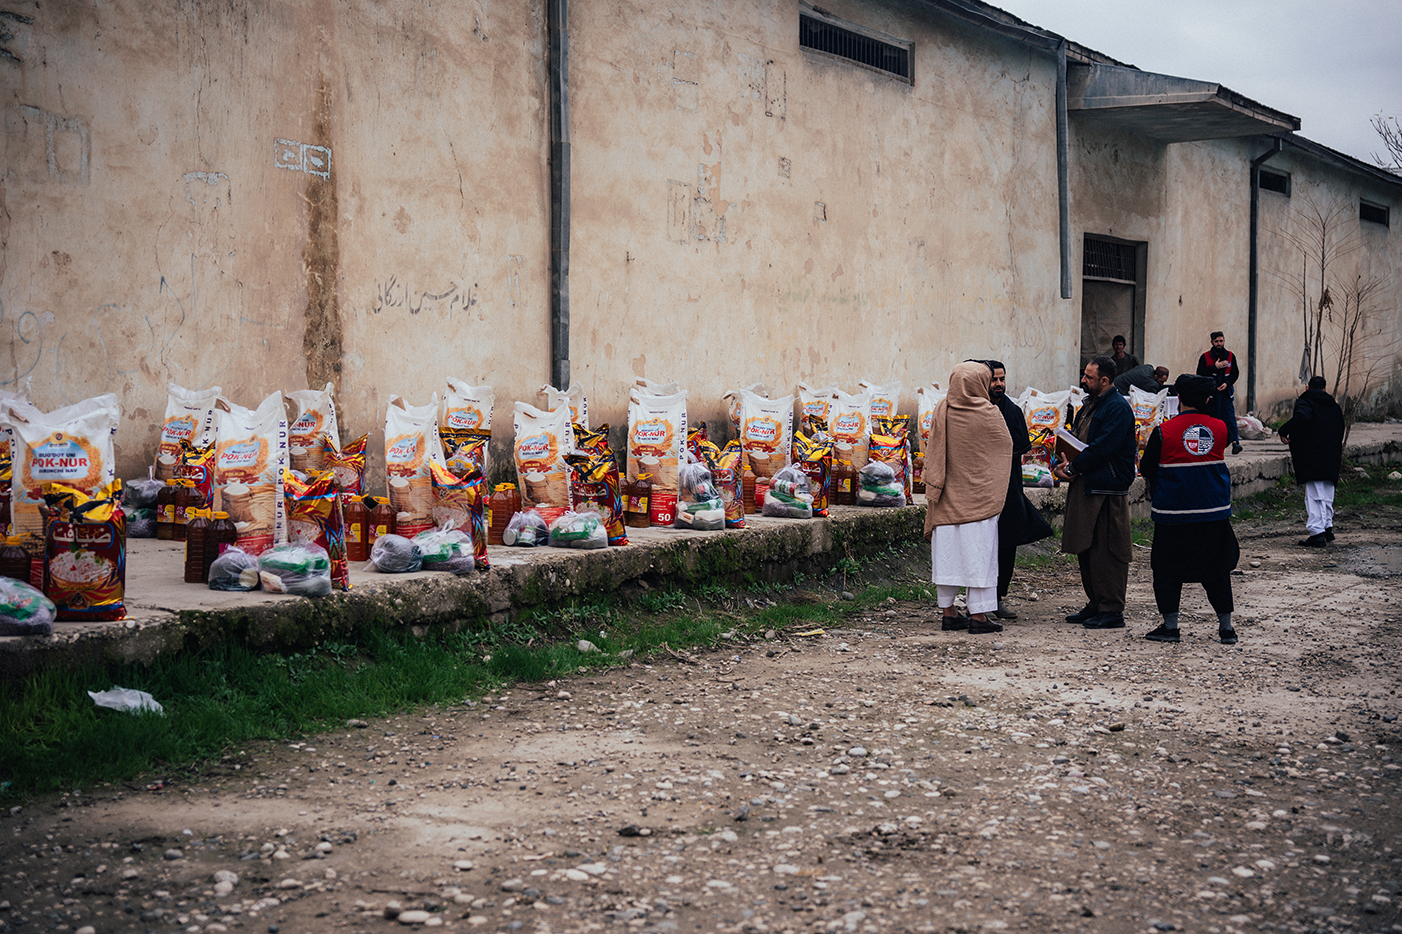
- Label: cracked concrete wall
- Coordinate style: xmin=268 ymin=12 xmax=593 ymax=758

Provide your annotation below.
xmin=0 ymin=0 xmax=551 ymax=481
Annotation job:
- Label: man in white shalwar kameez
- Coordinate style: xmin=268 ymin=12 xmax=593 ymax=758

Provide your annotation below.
xmin=923 ymin=361 xmax=1013 ymax=634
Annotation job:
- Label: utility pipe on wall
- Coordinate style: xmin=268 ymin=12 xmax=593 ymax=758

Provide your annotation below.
xmin=1057 ymin=40 xmax=1072 ymax=300
xmin=1247 ymin=137 xmax=1283 ymax=414
xmin=548 ymin=0 xmax=571 ymax=390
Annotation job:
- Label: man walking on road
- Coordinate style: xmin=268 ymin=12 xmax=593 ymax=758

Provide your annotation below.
xmin=1196 ymin=331 xmax=1242 ymax=454
xmin=1054 ymin=356 xmax=1138 ymax=630
xmin=987 ymin=360 xmax=1053 ymax=620
xmin=1278 ymin=376 xmax=1345 ymax=547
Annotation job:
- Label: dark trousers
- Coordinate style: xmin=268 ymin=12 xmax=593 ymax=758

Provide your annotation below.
xmin=1216 ymin=388 xmax=1239 ymax=445
xmin=1077 ymin=505 xmax=1129 ymax=613
xmin=1153 ymin=575 xmax=1234 ymax=616
xmin=997 ymin=539 xmax=1018 ymax=599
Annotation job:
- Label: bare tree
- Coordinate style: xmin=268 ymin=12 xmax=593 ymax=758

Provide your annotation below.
xmin=1372 ymin=115 xmax=1402 ymax=172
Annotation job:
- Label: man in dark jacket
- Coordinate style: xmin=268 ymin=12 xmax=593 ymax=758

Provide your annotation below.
xmin=987 ymin=361 xmax=1053 ymax=620
xmin=1138 ymin=375 xmax=1240 ymax=644
xmin=1054 ymin=355 xmax=1138 ymax=629
xmin=1114 ymin=364 xmax=1169 ymax=396
xmin=1196 ymin=331 xmax=1242 ymax=454
xmin=1278 ymin=376 xmax=1345 ymax=547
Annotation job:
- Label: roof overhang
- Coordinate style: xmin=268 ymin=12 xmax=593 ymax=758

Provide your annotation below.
xmin=1068 ymin=63 xmax=1300 ymax=142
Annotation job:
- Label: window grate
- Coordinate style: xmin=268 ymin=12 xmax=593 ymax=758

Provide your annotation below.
xmin=1259 ymin=169 xmax=1290 ymax=196
xmin=1360 ymin=200 xmax=1390 ymax=228
xmin=1083 ymin=238 xmax=1137 ymax=281
xmin=800 ymin=14 xmax=910 ymax=80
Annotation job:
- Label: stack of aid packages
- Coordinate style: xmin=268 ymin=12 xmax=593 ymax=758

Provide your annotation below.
xmin=1014 ymin=385 xmax=1089 ymax=487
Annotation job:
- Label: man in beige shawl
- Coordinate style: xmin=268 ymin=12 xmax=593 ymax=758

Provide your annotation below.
xmin=923 ymin=361 xmax=1013 ymax=634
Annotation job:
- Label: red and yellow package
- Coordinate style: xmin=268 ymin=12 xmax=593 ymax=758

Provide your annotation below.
xmin=175 ymin=440 xmax=216 ymax=509
xmin=441 ymin=428 xmax=490 ymax=480
xmin=324 ymin=433 xmax=368 ymax=495
xmin=699 ymin=439 xmax=745 ymax=529
xmin=572 ymin=423 xmax=612 ymax=457
xmin=686 ymin=423 xmax=708 ymax=463
xmin=429 ymin=460 xmax=489 ymax=568
xmin=283 ymin=470 xmax=350 ymax=590
xmin=870 ymin=416 xmax=912 ymax=499
xmin=566 ymin=450 xmax=627 ymax=546
xmin=42 ymin=481 xmax=126 ymax=622
xmin=794 ymin=430 xmax=832 ymax=517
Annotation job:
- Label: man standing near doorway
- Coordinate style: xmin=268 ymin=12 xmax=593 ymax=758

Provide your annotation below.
xmin=1054 ymin=356 xmax=1138 ymax=630
xmin=1196 ymin=331 xmax=1242 ymax=454
xmin=987 ymin=360 xmax=1053 ymax=620
xmin=1278 ymin=376 xmax=1345 ymax=547
xmin=1109 ymin=335 xmax=1139 ymax=377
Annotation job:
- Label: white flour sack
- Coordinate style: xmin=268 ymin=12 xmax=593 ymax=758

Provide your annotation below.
xmin=384 ymin=394 xmax=444 ymax=538
xmin=797 ymin=383 xmax=837 ymax=429
xmin=513 ymin=401 xmax=574 ymax=508
xmin=286 ymin=382 xmax=340 ymax=475
xmin=627 ymin=389 xmax=687 ymax=517
xmin=829 ymin=389 xmax=872 ymax=469
xmin=155 ymin=382 xmax=221 ymax=481
xmin=212 ymin=391 xmax=289 ymax=555
xmin=860 ymin=379 xmax=903 ymax=421
xmin=916 ymin=383 xmax=946 ymax=452
xmin=1021 ymin=389 xmax=1072 ymax=465
xmin=739 ymin=390 xmax=794 ymax=480
xmin=723 ymin=383 xmax=767 ymax=436
xmin=9 ymin=394 xmax=120 ymax=539
xmin=443 ymin=379 xmax=495 ymax=433
xmin=539 ymin=382 xmax=588 ymax=429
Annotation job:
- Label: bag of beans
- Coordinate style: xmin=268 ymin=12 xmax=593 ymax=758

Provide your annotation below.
xmin=156 ymin=383 xmax=221 ymax=482
xmin=539 ymin=382 xmax=588 ymax=429
xmin=10 ymin=394 xmax=121 ymax=541
xmin=213 ymin=391 xmax=289 ymax=555
xmin=829 ymin=389 xmax=871 ymax=470
xmin=514 ymin=401 xmax=574 ymax=509
xmin=384 ymin=395 xmax=444 ymax=538
xmin=429 ymin=460 xmax=489 ymax=568
xmin=739 ymin=389 xmax=794 ymax=481
xmin=287 ymin=383 xmax=340 ymax=475
xmin=627 ymin=390 xmax=687 ymax=527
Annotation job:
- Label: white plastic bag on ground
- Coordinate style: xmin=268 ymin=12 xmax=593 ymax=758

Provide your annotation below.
xmin=88 ymin=687 xmax=164 ymax=715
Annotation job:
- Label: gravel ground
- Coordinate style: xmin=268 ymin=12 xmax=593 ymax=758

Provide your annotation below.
xmin=2 ymin=506 xmax=1400 ymax=934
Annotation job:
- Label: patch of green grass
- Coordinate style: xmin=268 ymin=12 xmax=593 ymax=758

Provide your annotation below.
xmin=637 ymin=589 xmax=689 ymax=614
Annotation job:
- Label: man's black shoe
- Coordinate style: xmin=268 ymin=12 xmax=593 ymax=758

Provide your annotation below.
xmin=1297 ymin=533 xmax=1328 ymax=547
xmin=1219 ymin=628 xmax=1238 ymax=645
xmin=941 ymin=615 xmax=970 ymax=631
xmin=992 ymin=600 xmax=1018 ymax=620
xmin=1325 ymin=527 xmax=1335 ymax=541
xmin=1144 ymin=624 xmax=1180 ymax=643
xmin=1065 ymin=605 xmax=1097 ymax=625
xmin=969 ymin=618 xmax=1004 ymax=634
xmin=1082 ymin=612 xmax=1125 ymax=629
xmin=1231 ymin=442 xmax=1242 ymax=455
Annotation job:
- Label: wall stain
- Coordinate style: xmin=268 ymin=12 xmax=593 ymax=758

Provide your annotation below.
xmin=301 ymin=74 xmax=343 ymax=396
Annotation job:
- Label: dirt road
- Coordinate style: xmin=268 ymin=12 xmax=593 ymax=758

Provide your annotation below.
xmin=2 ymin=505 xmax=1400 ymax=934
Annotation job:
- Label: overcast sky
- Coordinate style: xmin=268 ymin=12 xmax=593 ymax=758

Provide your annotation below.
xmin=992 ymin=0 xmax=1402 ymax=166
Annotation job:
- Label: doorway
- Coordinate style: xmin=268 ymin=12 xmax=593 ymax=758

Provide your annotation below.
xmin=1080 ymin=235 xmax=1147 ymax=370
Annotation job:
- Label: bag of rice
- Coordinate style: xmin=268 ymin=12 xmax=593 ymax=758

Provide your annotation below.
xmin=10 ymin=394 xmax=120 ymax=541
xmin=699 ymin=439 xmax=745 ymax=529
xmin=283 ymin=469 xmax=350 ymax=591
xmin=740 ymin=389 xmax=794 ymax=482
xmin=539 ymin=382 xmax=588 ymax=429
xmin=429 ymin=460 xmax=489 ymax=568
xmin=793 ymin=429 xmax=832 ymax=517
xmin=633 ymin=378 xmax=681 ymax=398
xmin=213 ymin=391 xmax=289 ymax=555
xmin=287 ymin=382 xmax=340 ymax=475
xmin=325 ymin=433 xmax=368 ymax=495
xmin=443 ymin=379 xmax=494 ymax=433
xmin=870 ymin=416 xmax=912 ymax=499
xmin=514 ymin=401 xmax=574 ymax=509
xmin=1021 ymin=389 xmax=1072 ymax=467
xmin=723 ymin=383 xmax=767 ymax=435
xmin=1129 ymin=385 xmax=1170 ymax=469
xmin=829 ymin=389 xmax=871 ymax=470
xmin=384 ymin=394 xmax=444 ymax=538
xmin=860 ymin=380 xmax=902 ymax=421
xmin=627 ymin=390 xmax=687 ymax=527
xmin=155 ymin=383 xmax=220 ymax=482
xmin=42 ymin=481 xmax=126 ymax=621
xmin=916 ymin=383 xmax=946 ymax=453
xmin=798 ymin=383 xmax=837 ymax=430
xmin=566 ymin=450 xmax=627 ymax=545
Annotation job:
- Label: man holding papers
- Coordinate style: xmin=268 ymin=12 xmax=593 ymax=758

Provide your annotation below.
xmin=1053 ymin=355 xmax=1138 ymax=629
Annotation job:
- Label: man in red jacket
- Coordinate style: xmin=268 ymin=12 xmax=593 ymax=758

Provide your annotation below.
xmin=1196 ymin=331 xmax=1242 ymax=455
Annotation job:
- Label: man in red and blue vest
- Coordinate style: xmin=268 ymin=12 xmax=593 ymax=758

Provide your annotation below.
xmin=1137 ymin=375 xmax=1240 ymax=645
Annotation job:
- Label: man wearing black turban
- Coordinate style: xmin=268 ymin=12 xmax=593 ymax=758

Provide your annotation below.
xmin=1136 ymin=375 xmax=1240 ymax=645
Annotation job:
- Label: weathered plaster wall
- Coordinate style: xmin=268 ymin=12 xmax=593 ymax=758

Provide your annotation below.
xmin=1 ymin=0 xmax=551 ymax=480
xmin=568 ymin=0 xmax=1077 ymax=431
xmin=1255 ymin=150 xmax=1402 ymax=419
